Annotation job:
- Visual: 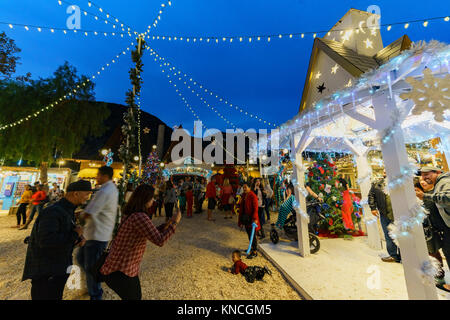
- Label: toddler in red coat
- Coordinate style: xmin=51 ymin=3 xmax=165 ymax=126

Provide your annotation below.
xmin=227 ymin=250 xmax=271 ymax=283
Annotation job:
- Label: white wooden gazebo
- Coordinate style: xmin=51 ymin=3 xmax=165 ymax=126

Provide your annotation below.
xmin=254 ymin=41 xmax=449 ymax=300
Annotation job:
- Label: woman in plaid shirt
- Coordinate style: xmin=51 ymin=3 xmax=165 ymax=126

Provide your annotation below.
xmin=100 ymin=184 xmax=181 ymax=300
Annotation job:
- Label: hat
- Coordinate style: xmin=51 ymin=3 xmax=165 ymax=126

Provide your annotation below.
xmin=418 ymin=166 xmax=443 ymax=174
xmin=66 ymin=180 xmax=93 ymax=192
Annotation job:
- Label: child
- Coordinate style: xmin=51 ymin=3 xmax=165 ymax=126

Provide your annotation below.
xmin=186 ymin=186 xmax=194 ymax=218
xmin=228 ymin=250 xmax=271 ymax=283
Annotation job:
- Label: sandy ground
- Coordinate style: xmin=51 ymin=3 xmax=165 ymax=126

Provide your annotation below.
xmin=0 ymin=208 xmax=301 ymax=300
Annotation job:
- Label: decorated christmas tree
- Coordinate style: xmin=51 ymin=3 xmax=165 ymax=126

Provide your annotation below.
xmin=305 ymin=153 xmax=360 ymax=236
xmin=142 ymin=150 xmax=161 ymax=185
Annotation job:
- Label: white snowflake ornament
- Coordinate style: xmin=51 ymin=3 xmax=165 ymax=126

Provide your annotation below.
xmin=400 ymin=68 xmax=450 ymax=122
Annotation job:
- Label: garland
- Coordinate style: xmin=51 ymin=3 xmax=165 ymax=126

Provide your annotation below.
xmin=118 ymin=37 xmax=146 ymax=203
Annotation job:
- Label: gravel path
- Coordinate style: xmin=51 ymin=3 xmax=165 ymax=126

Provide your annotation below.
xmin=0 ymin=208 xmax=301 ymax=300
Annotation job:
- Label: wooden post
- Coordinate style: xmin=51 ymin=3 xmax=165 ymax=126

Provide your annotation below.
xmin=372 ymin=91 xmax=438 ymax=300
xmin=343 ymin=138 xmax=382 ymax=250
xmin=290 ymin=132 xmax=311 ymax=257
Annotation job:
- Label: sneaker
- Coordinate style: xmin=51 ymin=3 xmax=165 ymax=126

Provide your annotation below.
xmin=247 ymin=251 xmax=258 ymax=259
xmin=381 ymin=256 xmax=400 ymax=263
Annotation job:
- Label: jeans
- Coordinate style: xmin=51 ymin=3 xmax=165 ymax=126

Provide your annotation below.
xmin=31 ymin=274 xmax=69 ymax=300
xmin=104 ymin=271 xmax=141 ymax=300
xmin=264 ymin=198 xmax=272 ymax=221
xmin=380 ymin=214 xmax=401 ymax=261
xmin=440 ymin=228 xmax=450 ymax=271
xmin=17 ymin=203 xmax=28 ymax=225
xmin=258 ymin=207 xmax=266 ymax=226
xmin=76 ymin=240 xmax=108 ymax=300
xmin=28 ymin=203 xmax=43 ymax=221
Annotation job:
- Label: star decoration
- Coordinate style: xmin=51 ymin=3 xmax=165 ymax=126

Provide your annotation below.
xmin=370 ymin=28 xmax=377 ymax=36
xmin=331 ymin=64 xmax=339 ymax=74
xmin=346 ymin=79 xmax=352 ymax=87
xmin=317 ymin=83 xmax=326 ymax=93
xmin=364 ymin=38 xmax=373 ymax=49
xmin=143 ymin=127 xmax=150 ymax=134
xmin=315 ymin=71 xmax=322 ymax=79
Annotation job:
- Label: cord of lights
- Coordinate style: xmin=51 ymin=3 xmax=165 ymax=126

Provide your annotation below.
xmin=0 ymin=42 xmax=135 ymax=131
xmin=145 ymin=14 xmax=450 ymax=44
xmin=146 ymin=47 xmax=277 ymax=127
xmin=172 ymin=84 xmax=245 ymax=163
xmin=150 ymin=51 xmax=238 ymax=129
xmin=1 ymin=21 xmax=134 ymax=38
xmin=148 ymin=48 xmax=261 ymax=155
xmin=143 ymin=0 xmax=172 ymax=37
xmin=147 ymin=47 xmax=249 ymax=162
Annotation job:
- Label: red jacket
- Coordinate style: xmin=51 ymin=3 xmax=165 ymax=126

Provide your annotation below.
xmin=206 ymin=181 xmax=216 ymax=199
xmin=31 ymin=190 xmax=47 ymax=205
xmin=238 ymin=191 xmax=260 ymax=231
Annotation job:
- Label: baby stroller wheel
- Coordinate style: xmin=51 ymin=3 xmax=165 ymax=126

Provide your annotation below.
xmin=309 ymin=233 xmax=320 ymax=254
xmin=270 ymin=228 xmax=279 ymax=244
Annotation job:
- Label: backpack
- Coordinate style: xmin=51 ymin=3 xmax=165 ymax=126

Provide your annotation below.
xmin=242 ymin=266 xmax=271 ymax=283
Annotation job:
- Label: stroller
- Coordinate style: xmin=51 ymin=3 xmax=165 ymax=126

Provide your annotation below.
xmin=270 ymin=199 xmax=326 ymax=254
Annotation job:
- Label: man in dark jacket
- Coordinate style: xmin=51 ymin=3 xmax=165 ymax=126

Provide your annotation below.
xmin=368 ymin=175 xmax=401 ymax=263
xmin=415 ymin=166 xmax=450 ymax=292
xmin=22 ymin=180 xmax=92 ymax=300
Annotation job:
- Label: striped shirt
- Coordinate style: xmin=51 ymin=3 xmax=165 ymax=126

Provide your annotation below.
xmin=276 ymin=195 xmax=295 ymax=228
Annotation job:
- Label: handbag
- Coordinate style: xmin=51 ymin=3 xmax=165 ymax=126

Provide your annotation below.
xmin=228 ymin=196 xmax=235 ymax=205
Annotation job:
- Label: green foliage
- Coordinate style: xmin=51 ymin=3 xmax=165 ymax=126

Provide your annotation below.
xmin=0 ymin=61 xmax=110 ymax=164
xmin=119 ymin=38 xmax=146 ymax=193
xmin=306 ymin=154 xmax=347 ymax=235
xmin=0 ymin=31 xmax=31 ymax=81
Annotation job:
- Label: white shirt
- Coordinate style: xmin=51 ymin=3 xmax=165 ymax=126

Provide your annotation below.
xmin=84 ymin=180 xmax=119 ymax=241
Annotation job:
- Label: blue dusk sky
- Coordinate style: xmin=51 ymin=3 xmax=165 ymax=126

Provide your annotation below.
xmin=1 ymin=0 xmax=449 ymax=133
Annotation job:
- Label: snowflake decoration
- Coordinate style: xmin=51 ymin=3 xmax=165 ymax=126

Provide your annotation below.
xmin=400 ymin=68 xmax=450 ymax=122
xmin=435 ymin=142 xmax=448 ymax=154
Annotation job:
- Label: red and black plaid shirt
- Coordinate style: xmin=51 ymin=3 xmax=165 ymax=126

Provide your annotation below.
xmin=100 ymin=212 xmax=176 ymax=277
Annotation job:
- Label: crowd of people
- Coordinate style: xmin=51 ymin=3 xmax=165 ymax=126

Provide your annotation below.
xmin=369 ymin=166 xmax=450 ymax=292
xmin=12 ymin=181 xmax=63 ymax=230
xmin=12 ymin=163 xmax=450 ymax=299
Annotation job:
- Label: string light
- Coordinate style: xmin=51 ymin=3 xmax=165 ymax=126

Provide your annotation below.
xmin=58 ymin=0 xmax=134 ymax=34
xmin=0 ymin=42 xmax=135 ymax=131
xmin=144 ymin=14 xmax=450 ymax=44
xmin=147 ymin=47 xmax=277 ymax=127
xmin=0 ymin=21 xmax=133 ymax=37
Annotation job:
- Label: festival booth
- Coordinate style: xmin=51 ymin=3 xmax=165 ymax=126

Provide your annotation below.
xmin=0 ymin=166 xmax=71 ymax=213
xmin=254 ymin=37 xmax=449 ymax=299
